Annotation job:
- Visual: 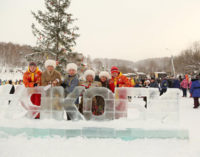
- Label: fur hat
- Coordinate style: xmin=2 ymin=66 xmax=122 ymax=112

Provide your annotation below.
xmin=66 ymin=63 xmax=78 ymax=72
xmin=99 ymin=71 xmax=110 ymax=79
xmin=111 ymin=66 xmax=119 ymax=74
xmin=84 ymin=70 xmax=95 ymax=80
xmin=45 ymin=59 xmax=56 ymax=69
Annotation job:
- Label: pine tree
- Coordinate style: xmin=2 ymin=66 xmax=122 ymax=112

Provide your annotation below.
xmin=27 ymin=0 xmax=79 ymax=73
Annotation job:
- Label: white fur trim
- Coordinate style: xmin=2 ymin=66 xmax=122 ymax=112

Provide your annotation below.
xmin=84 ymin=70 xmax=95 ymax=80
xmin=66 ymin=63 xmax=77 ymax=72
xmin=45 ymin=59 xmax=56 ymax=69
xmin=99 ymin=71 xmax=110 ymax=79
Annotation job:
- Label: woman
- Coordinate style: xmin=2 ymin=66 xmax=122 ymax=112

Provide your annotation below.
xmin=99 ymin=71 xmax=110 ymax=89
xmin=180 ymin=77 xmax=189 ymax=97
xmin=190 ymin=75 xmax=200 ymax=108
xmin=62 ymin=63 xmax=79 ymax=96
xmin=41 ymin=59 xmax=61 ymax=86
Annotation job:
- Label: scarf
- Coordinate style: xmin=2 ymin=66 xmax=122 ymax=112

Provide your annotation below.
xmin=28 ymin=66 xmax=39 ymax=82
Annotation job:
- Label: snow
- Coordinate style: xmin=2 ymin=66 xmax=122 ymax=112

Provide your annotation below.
xmin=0 ymin=85 xmax=200 ymax=156
xmin=0 ymin=137 xmax=198 ymax=157
xmin=0 ymin=67 xmax=23 ymax=81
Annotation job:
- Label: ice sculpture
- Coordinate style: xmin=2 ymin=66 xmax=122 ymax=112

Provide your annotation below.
xmin=114 ymin=88 xmax=128 ymax=119
xmin=19 ymin=86 xmax=44 ymax=119
xmin=63 ymin=86 xmax=85 ymax=120
xmin=0 ymin=84 xmax=13 ymax=106
xmin=115 ymin=87 xmax=180 ymax=124
xmin=40 ymin=87 xmax=64 ymax=120
xmin=83 ymin=87 xmax=115 ymax=120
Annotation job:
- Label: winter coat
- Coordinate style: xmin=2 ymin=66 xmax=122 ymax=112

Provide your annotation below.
xmin=62 ymin=74 xmax=79 ymax=96
xmin=41 ymin=70 xmax=61 ymax=86
xmin=160 ymin=79 xmax=168 ymax=90
xmin=190 ymin=80 xmax=200 ymax=97
xmin=109 ymin=72 xmax=131 ymax=93
xmin=180 ymin=79 xmax=189 ymax=89
xmin=100 ymin=80 xmax=110 ymax=89
xmin=23 ymin=67 xmax=42 ymax=87
xmin=129 ymin=78 xmax=136 ymax=87
xmin=172 ymin=79 xmax=180 ymax=88
xmin=149 ymin=81 xmax=159 ymax=88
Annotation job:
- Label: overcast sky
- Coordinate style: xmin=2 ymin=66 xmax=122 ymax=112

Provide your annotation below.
xmin=1 ymin=0 xmax=200 ymax=61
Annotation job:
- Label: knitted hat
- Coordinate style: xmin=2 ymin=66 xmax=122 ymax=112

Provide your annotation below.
xmin=99 ymin=71 xmax=110 ymax=79
xmin=84 ymin=70 xmax=95 ymax=80
xmin=29 ymin=62 xmax=37 ymax=67
xmin=66 ymin=63 xmax=78 ymax=72
xmin=111 ymin=66 xmax=119 ymax=74
xmin=45 ymin=59 xmax=56 ymax=69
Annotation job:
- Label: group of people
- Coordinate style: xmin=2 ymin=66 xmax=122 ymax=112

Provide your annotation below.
xmin=18 ymin=59 xmax=200 ymax=118
xmin=23 ymin=59 xmax=132 ymax=118
xmin=180 ymin=75 xmax=200 ymax=109
xmin=0 ymin=79 xmax=23 ymax=86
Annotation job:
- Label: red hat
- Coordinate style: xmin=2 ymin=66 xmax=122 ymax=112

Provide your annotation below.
xmin=29 ymin=62 xmax=37 ymax=66
xmin=111 ymin=66 xmax=119 ymax=74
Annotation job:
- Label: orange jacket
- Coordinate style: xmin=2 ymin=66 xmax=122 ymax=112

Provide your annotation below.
xmin=23 ymin=67 xmax=42 ymax=87
xmin=109 ymin=72 xmax=131 ymax=93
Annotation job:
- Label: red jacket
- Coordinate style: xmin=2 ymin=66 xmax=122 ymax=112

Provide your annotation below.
xmin=109 ymin=72 xmax=131 ymax=93
xmin=23 ymin=67 xmax=42 ymax=87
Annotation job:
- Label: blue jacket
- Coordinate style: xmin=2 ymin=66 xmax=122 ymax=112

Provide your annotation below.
xmin=172 ymin=79 xmax=180 ymax=88
xmin=161 ymin=79 xmax=168 ymax=89
xmin=190 ymin=80 xmax=200 ymax=97
xmin=63 ymin=75 xmax=79 ymax=95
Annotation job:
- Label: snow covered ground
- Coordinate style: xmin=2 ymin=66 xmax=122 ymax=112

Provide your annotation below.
xmin=0 ymin=86 xmax=200 ymax=157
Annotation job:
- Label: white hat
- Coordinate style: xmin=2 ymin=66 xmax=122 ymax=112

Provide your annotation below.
xmin=45 ymin=59 xmax=56 ymax=69
xmin=84 ymin=70 xmax=95 ymax=80
xmin=99 ymin=71 xmax=110 ymax=79
xmin=145 ymin=80 xmax=150 ymax=84
xmin=66 ymin=63 xmax=77 ymax=72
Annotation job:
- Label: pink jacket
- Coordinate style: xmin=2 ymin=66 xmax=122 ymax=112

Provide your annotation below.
xmin=180 ymin=79 xmax=189 ymax=89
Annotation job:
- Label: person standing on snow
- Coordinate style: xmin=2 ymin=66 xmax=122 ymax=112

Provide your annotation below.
xmin=180 ymin=77 xmax=189 ymax=97
xmin=41 ymin=59 xmax=61 ymax=87
xmin=190 ymin=75 xmax=200 ymax=108
xmin=109 ymin=66 xmax=131 ymax=93
xmin=61 ymin=63 xmax=79 ymax=120
xmin=160 ymin=77 xmax=168 ymax=96
xmin=23 ymin=62 xmax=42 ymax=118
